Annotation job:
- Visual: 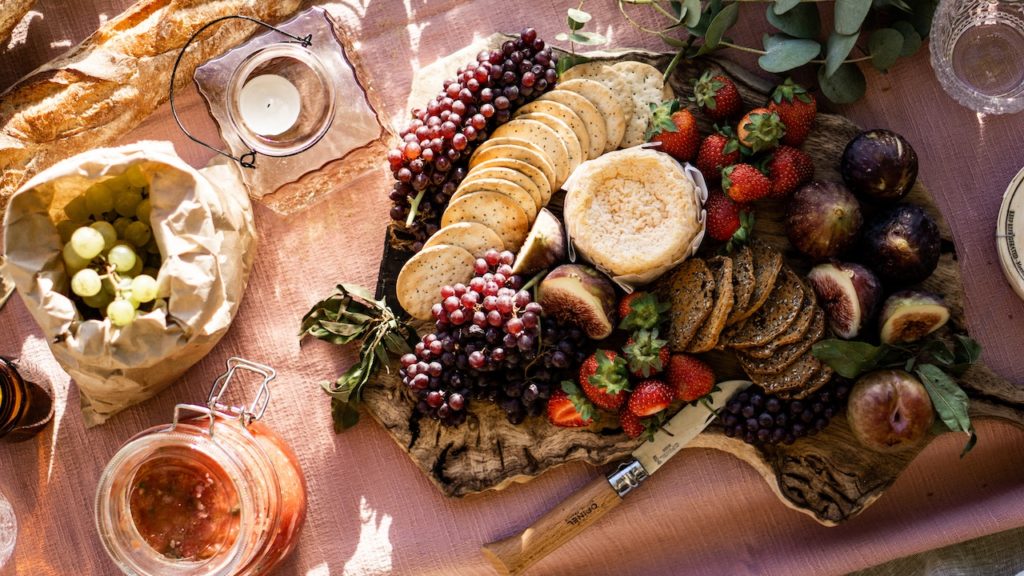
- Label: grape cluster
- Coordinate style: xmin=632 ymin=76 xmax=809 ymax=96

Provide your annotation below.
xmin=399 ymin=249 xmax=591 ymax=426
xmin=387 ymin=28 xmax=558 ymax=249
xmin=719 ymin=379 xmax=851 ymax=446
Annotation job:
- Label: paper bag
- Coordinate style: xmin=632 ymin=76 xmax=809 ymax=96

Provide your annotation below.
xmin=2 ymin=142 xmax=256 ymax=426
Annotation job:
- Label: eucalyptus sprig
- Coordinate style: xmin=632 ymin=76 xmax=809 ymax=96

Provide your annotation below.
xmin=812 ymin=333 xmax=981 ymax=456
xmin=555 ymin=5 xmax=610 ymax=75
xmin=300 ymin=284 xmax=419 ymax=432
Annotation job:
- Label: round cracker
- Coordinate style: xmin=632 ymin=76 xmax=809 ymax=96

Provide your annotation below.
xmin=451 ymin=177 xmax=538 ymax=222
xmin=422 ymin=222 xmax=504 ymax=257
xmin=469 ymin=141 xmax=558 ymax=192
xmin=397 ymin=244 xmax=475 ymax=319
xmin=513 ymin=111 xmax=585 ymax=176
xmin=442 ymin=191 xmax=530 ymax=251
xmin=515 ymin=100 xmax=591 ymax=162
xmin=462 ymin=166 xmax=543 ymax=209
xmin=472 ymin=158 xmax=553 ymax=205
xmin=612 ymin=61 xmax=670 ymax=148
xmin=556 ymin=78 xmax=626 ymax=152
xmin=491 ymin=119 xmax=571 ymax=188
xmin=539 ymin=90 xmax=607 ymax=159
xmin=558 ymin=63 xmax=634 ymax=145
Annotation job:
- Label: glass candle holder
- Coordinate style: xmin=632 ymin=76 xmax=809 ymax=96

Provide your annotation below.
xmin=0 ymin=357 xmax=53 ymax=443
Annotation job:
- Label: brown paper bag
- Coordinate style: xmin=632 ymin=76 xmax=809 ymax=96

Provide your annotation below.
xmin=2 ymin=141 xmax=256 ymax=426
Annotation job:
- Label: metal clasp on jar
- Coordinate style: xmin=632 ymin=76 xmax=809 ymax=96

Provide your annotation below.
xmin=171 ymin=357 xmax=276 ymax=437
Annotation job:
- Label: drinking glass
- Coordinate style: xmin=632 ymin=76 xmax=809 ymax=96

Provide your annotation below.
xmin=0 ymin=490 xmax=15 ymax=569
xmin=930 ymin=0 xmax=1024 ymax=114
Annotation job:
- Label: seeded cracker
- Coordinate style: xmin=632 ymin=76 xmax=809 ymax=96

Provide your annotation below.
xmin=460 ymin=166 xmax=543 ymax=209
xmin=515 ymin=100 xmax=592 ymax=162
xmin=558 ymin=64 xmax=634 ymax=146
xmin=514 ymin=112 xmax=584 ymax=174
xmin=730 ymin=239 xmax=783 ymax=324
xmin=663 ymin=259 xmax=716 ymax=351
xmin=538 ymin=89 xmax=607 ymax=159
xmin=472 ymin=157 xmax=553 ymax=204
xmin=470 ymin=144 xmax=557 ymax=193
xmin=744 ymin=307 xmax=826 ymax=360
xmin=422 ymin=222 xmax=504 ymax=257
xmin=442 ymin=191 xmax=530 ymax=252
xmin=686 ymin=256 xmax=734 ymax=353
xmin=611 ymin=61 xmax=669 ymax=148
xmin=492 ymin=119 xmax=571 ymax=187
xmin=397 ymin=244 xmax=476 ymax=320
xmin=726 ymin=267 xmax=805 ymax=349
xmin=556 ymin=78 xmax=627 ymax=152
xmin=451 ymin=177 xmax=538 ymax=222
xmin=726 ymin=244 xmax=755 ymax=325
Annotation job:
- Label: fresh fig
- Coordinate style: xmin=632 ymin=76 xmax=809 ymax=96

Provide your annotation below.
xmin=879 ymin=290 xmax=950 ymax=344
xmin=847 ymin=369 xmax=934 ymax=452
xmin=862 ymin=204 xmax=940 ymax=285
xmin=807 ymin=262 xmax=882 ymax=339
xmin=538 ymin=264 xmax=617 ymax=339
xmin=512 ymin=208 xmax=566 ymax=275
xmin=841 ymin=129 xmax=918 ymax=203
xmin=785 ymin=181 xmax=863 ymax=261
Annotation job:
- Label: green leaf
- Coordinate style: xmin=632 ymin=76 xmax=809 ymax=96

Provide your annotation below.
xmin=817 ymin=62 xmax=866 ymax=103
xmin=869 ymin=28 xmax=904 ymax=71
xmin=812 ymin=339 xmax=883 ymax=378
xmin=960 ymin=426 xmax=978 ymax=457
xmin=690 ymin=0 xmax=723 ymax=36
xmin=758 ymin=37 xmax=821 ymax=73
xmin=555 ymin=32 xmax=570 ymax=42
xmin=923 ymin=338 xmax=955 ymax=366
xmin=915 ymin=363 xmax=974 ymax=454
xmin=907 ymin=0 xmax=939 ymax=37
xmin=773 ymin=0 xmax=802 ymax=15
xmin=953 ymin=334 xmax=982 ymax=365
xmin=670 ymin=0 xmax=685 ymax=19
xmin=382 ymin=331 xmax=412 ymax=355
xmin=659 ymin=32 xmax=690 ymax=48
xmin=697 ymin=1 xmax=739 ymax=54
xmin=824 ymin=32 xmax=859 ymax=77
xmin=331 ymin=398 xmax=361 ymax=433
xmin=684 ymin=0 xmax=702 ymax=27
xmin=835 ymin=0 xmax=872 ymax=35
xmin=892 ymin=20 xmax=923 ymax=56
xmin=568 ymin=8 xmax=592 ymax=30
xmin=557 ymin=53 xmax=590 ymax=77
xmin=340 ymin=283 xmax=378 ymax=303
xmin=569 ymin=31 xmax=608 ymax=46
xmin=766 ymin=3 xmax=821 ymax=39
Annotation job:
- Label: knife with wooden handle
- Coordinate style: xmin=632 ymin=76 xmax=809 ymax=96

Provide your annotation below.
xmin=481 ymin=380 xmax=751 ymax=576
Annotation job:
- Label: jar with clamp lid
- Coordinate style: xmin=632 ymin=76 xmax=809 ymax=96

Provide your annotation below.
xmin=95 ymin=358 xmax=307 ymax=575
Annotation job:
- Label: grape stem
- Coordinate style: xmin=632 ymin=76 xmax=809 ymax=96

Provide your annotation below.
xmin=405 ymin=189 xmax=426 ymax=227
xmin=520 ymin=269 xmax=548 ymax=295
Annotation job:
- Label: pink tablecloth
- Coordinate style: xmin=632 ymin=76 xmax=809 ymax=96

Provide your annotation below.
xmin=2 ymin=1 xmax=1024 ymax=575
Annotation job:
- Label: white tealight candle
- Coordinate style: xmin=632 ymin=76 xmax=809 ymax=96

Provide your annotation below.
xmin=238 ymin=74 xmax=302 ymax=136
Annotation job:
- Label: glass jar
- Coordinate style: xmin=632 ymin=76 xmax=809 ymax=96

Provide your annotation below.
xmin=96 ymin=358 xmax=307 ymax=576
xmin=0 ymin=357 xmax=53 ymax=442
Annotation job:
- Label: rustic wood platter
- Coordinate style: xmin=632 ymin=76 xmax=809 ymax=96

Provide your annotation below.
xmin=364 ymin=44 xmax=1024 ymax=525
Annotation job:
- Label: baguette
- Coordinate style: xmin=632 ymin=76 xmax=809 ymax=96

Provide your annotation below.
xmin=0 ymin=0 xmax=303 ymax=217
xmin=0 ymin=0 xmax=35 ymax=45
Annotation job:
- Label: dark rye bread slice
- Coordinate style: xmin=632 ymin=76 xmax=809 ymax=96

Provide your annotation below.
xmin=729 ymin=239 xmax=783 ymax=326
xmin=738 ymin=280 xmax=816 ymax=362
xmin=664 ymin=258 xmax=716 ymax=351
xmin=743 ymin=307 xmax=826 ymax=362
xmin=725 ymin=267 xmax=804 ymax=350
xmin=749 ymin=351 xmax=822 ymax=395
xmin=686 ymin=256 xmax=734 ymax=353
xmin=777 ymin=364 xmax=835 ymax=400
xmin=725 ymin=245 xmax=755 ymax=326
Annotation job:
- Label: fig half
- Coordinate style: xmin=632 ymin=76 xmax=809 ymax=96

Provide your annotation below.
xmin=807 ymin=261 xmax=882 ymax=339
xmin=538 ymin=264 xmax=617 ymax=339
xmin=879 ymin=290 xmax=950 ymax=344
xmin=512 ymin=208 xmax=566 ymax=276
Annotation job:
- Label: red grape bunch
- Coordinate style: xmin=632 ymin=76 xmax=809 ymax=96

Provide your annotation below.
xmin=387 ymin=28 xmax=558 ymax=251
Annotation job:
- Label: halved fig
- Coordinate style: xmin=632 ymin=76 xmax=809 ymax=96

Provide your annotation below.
xmin=512 ymin=208 xmax=566 ymax=275
xmin=538 ymin=264 xmax=617 ymax=339
xmin=807 ymin=262 xmax=882 ymax=339
xmin=879 ymin=290 xmax=950 ymax=344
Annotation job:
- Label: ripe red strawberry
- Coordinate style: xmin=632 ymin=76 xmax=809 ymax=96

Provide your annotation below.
xmin=691 ymin=71 xmax=743 ymax=121
xmin=767 ymin=146 xmax=814 ymax=199
xmin=722 ymin=164 xmax=771 ymax=203
xmin=623 ymin=329 xmax=671 ymax=378
xmin=547 ymin=381 xmax=594 ymax=428
xmin=579 ymin=350 xmax=630 ymax=411
xmin=768 ymin=78 xmax=817 ymax=146
xmin=646 ymin=100 xmax=701 ymax=162
xmin=696 ymin=130 xmax=741 ymax=184
xmin=628 ymin=380 xmax=674 ymax=417
xmin=737 ymin=107 xmax=786 ymax=153
xmin=666 ymin=354 xmax=716 ymax=402
xmin=705 ymin=189 xmax=753 ymax=251
xmin=619 ymin=406 xmax=646 ymax=439
xmin=618 ymin=292 xmax=670 ymax=331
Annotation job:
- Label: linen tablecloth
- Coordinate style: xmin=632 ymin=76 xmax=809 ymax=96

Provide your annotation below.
xmin=2 ymin=1 xmax=1024 ymax=575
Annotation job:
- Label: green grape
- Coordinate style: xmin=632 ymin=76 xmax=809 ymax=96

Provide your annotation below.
xmin=106 ymin=299 xmax=135 ymax=326
xmin=114 ymin=190 xmax=143 ymax=218
xmin=126 ymin=256 xmax=144 ymax=279
xmin=63 ymin=195 xmax=91 ymax=221
xmin=144 ymin=236 xmax=161 ymax=255
xmin=90 ymin=221 xmax=117 ymax=250
xmin=112 ymin=217 xmax=132 ymax=239
xmin=131 ymin=275 xmax=158 ymax=303
xmin=70 ymin=226 xmax=105 ymax=260
xmin=108 ymin=245 xmax=137 ymax=273
xmin=124 ymin=221 xmax=151 ymax=248
xmin=105 ymin=176 xmax=130 ymax=194
xmin=82 ymin=290 xmax=113 ymax=311
xmin=62 ymin=243 xmax=90 ymax=273
xmin=136 ymin=199 xmax=152 ymax=223
xmin=70 ymin=268 xmax=102 ymax=297
xmin=56 ymin=220 xmax=83 ymax=243
xmin=141 ymin=267 xmax=160 ymax=279
xmin=124 ymin=165 xmax=149 ymax=189
xmin=84 ymin=183 xmax=115 ymax=216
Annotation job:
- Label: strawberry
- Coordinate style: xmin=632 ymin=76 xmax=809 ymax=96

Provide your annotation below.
xmin=691 ymin=71 xmax=743 ymax=121
xmin=766 ymin=145 xmax=814 ymax=199
xmin=646 ymin=100 xmax=701 ymax=162
xmin=737 ymin=107 xmax=786 ymax=153
xmin=579 ymin=350 xmax=630 ymax=411
xmin=696 ymin=129 xmax=741 ymax=184
xmin=547 ymin=381 xmax=595 ymax=427
xmin=623 ymin=329 xmax=671 ymax=378
xmin=666 ymin=354 xmax=716 ymax=402
xmin=722 ymin=164 xmax=771 ymax=203
xmin=768 ymin=78 xmax=817 ymax=146
xmin=704 ymin=189 xmax=753 ymax=251
xmin=627 ymin=380 xmax=675 ymax=417
xmin=618 ymin=292 xmax=670 ymax=331
xmin=619 ymin=406 xmax=646 ymax=439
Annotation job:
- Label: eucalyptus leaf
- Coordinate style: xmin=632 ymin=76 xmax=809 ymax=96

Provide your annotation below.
xmin=568 ymin=8 xmax=592 ymax=26
xmin=659 ymin=32 xmax=690 ymax=48
xmin=690 ymin=0 xmax=723 ymax=36
xmin=812 ymin=339 xmax=883 ymax=378
xmin=555 ymin=32 xmax=570 ymax=42
xmin=758 ymin=38 xmax=821 ymax=73
xmin=697 ymin=1 xmax=739 ymax=54
xmin=766 ymin=3 xmax=821 ymax=39
xmin=773 ymin=0 xmax=802 ymax=15
xmin=569 ymin=31 xmax=608 ymax=46
xmin=763 ymin=32 xmax=786 ymax=51
xmin=817 ymin=62 xmax=867 ymax=103
xmin=892 ymin=20 xmax=923 ymax=55
xmin=557 ymin=53 xmax=590 ymax=76
xmin=684 ymin=0 xmax=702 ymax=27
xmin=835 ymin=0 xmax=873 ymax=35
xmin=825 ymin=32 xmax=859 ymax=77
xmin=907 ymin=0 xmax=939 ymax=36
xmin=670 ymin=0 xmax=685 ymax=19
xmin=869 ymin=28 xmax=904 ymax=71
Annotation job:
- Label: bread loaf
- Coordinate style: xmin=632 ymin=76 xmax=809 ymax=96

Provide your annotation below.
xmin=0 ymin=0 xmax=303 ymax=218
xmin=0 ymin=0 xmax=34 ymax=45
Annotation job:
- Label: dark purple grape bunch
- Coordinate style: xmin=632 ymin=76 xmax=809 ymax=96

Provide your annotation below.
xmin=387 ymin=28 xmax=558 ymax=249
xmin=720 ymin=379 xmax=852 ymax=446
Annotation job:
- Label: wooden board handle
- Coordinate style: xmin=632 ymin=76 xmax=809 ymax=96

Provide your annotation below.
xmin=481 ymin=475 xmax=622 ymax=575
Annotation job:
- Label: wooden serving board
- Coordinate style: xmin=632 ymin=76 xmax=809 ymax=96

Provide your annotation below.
xmin=363 ymin=44 xmax=1024 ymax=525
